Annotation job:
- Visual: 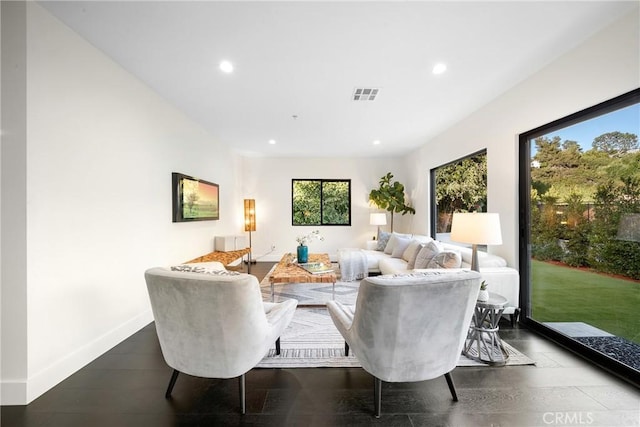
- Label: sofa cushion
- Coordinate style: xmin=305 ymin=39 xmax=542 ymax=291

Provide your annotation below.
xmin=378 ymin=256 xmax=410 ymax=275
xmin=413 ymin=240 xmax=443 ymax=269
xmin=362 ymin=249 xmax=389 ymax=271
xmin=426 ymin=250 xmax=462 ymax=269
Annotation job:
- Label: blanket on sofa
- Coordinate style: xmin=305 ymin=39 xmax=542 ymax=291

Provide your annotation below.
xmin=337 ymin=248 xmax=368 ymax=282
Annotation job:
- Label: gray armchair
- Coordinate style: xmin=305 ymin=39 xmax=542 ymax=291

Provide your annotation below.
xmin=326 ymin=270 xmax=481 ymax=417
xmin=144 ymin=267 xmax=298 ymax=414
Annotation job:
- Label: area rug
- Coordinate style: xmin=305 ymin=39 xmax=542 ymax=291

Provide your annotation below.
xmin=256 ymin=307 xmax=536 ymax=368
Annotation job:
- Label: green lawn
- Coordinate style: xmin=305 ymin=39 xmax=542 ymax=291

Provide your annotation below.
xmin=531 ymin=260 xmax=640 ymax=345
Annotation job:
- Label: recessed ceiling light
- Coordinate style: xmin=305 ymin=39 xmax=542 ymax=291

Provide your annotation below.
xmin=432 ymin=63 xmax=447 ymax=75
xmin=373 ymin=140 xmax=381 ymax=145
xmin=219 ymin=60 xmax=234 ymax=73
xmin=268 ymin=139 xmax=276 ymax=145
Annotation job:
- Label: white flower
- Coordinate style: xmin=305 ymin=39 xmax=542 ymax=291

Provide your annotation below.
xmin=296 ymin=230 xmax=324 ymax=246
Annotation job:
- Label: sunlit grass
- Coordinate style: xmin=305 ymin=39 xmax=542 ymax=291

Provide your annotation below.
xmin=532 ymin=260 xmax=640 ymax=344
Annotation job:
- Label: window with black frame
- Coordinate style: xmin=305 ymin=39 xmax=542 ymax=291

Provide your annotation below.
xmin=292 ymin=179 xmax=351 ymax=226
xmin=430 ymin=150 xmax=487 ymax=241
xmin=519 ymin=89 xmax=640 ymax=383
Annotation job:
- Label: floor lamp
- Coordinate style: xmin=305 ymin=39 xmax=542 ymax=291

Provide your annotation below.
xmin=244 ymin=199 xmax=256 ymax=265
xmin=450 ymin=212 xmax=502 ymax=272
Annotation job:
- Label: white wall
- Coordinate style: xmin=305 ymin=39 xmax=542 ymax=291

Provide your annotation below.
xmin=1 ymin=0 xmax=29 ymax=406
xmin=403 ymin=8 xmax=639 ymax=268
xmin=1 ymin=3 xmax=244 ymax=404
xmin=2 ymin=2 xmax=637 ymax=406
xmin=241 ymin=156 xmax=409 ymax=261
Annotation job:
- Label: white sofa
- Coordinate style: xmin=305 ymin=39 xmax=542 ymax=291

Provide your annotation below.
xmin=351 ymin=233 xmax=520 ymax=324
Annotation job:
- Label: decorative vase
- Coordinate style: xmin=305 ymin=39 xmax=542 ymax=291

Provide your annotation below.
xmin=297 ymin=244 xmax=308 ymax=263
xmin=478 ymin=289 xmax=489 ymax=302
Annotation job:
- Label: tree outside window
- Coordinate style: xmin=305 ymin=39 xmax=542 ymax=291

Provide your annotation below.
xmin=292 ymin=179 xmax=351 ymax=226
xmin=431 ymin=151 xmax=488 ymax=239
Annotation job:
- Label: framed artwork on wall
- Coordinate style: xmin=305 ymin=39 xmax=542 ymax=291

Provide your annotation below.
xmin=172 ymin=172 xmax=219 ymax=222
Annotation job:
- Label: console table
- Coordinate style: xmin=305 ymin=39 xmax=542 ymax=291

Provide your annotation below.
xmin=186 ymin=248 xmax=252 ymax=273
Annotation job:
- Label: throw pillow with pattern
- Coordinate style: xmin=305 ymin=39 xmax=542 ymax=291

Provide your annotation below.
xmin=413 ymin=240 xmax=443 ymax=269
xmin=171 ymin=265 xmax=240 ymax=276
xmin=426 ymin=250 xmax=462 ymax=269
xmin=376 ymin=231 xmax=391 ymax=251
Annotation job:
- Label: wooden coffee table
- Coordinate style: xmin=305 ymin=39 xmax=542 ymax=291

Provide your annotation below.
xmin=268 ymin=253 xmax=337 ymax=303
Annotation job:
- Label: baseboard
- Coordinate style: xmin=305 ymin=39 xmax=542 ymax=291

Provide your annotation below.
xmin=1 ymin=381 xmax=28 ymax=406
xmin=0 ymin=310 xmax=153 ymax=405
xmin=257 ymin=254 xmax=284 ymax=263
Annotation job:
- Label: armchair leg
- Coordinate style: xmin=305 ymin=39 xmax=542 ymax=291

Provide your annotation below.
xmin=345 ymin=342 xmax=349 ymax=356
xmin=239 ymin=374 xmax=246 ymax=414
xmin=165 ymin=369 xmax=180 ymax=398
xmin=275 ymin=337 xmax=281 ymax=355
xmin=374 ymin=376 xmax=382 ymax=418
xmin=444 ymin=372 xmax=458 ymax=402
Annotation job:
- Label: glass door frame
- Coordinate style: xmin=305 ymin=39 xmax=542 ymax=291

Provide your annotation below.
xmin=518 ymin=88 xmax=640 ymax=387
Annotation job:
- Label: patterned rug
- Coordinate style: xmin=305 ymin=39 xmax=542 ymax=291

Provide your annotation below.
xmin=258 ymin=269 xmax=536 ymax=368
xmin=260 ymin=272 xmax=358 ymax=306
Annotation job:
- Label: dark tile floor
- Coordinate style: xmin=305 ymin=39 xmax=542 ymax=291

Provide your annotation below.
xmin=2 ymin=263 xmax=639 ymax=427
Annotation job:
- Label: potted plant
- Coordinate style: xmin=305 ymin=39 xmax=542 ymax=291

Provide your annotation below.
xmin=369 ymin=172 xmax=415 ymax=232
xmin=478 ymin=281 xmax=489 ymax=302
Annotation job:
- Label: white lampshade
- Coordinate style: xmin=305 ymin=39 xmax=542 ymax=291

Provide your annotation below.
xmin=450 ymin=212 xmax=502 ymax=245
xmin=370 ymin=213 xmax=387 ymax=226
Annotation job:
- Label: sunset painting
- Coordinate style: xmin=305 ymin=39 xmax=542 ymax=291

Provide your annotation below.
xmin=172 ymin=173 xmax=219 ymax=222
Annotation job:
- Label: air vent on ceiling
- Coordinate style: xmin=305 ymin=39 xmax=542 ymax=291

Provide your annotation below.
xmin=352 ymin=88 xmax=379 ymax=101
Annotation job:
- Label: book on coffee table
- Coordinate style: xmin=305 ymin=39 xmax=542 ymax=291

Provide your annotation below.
xmin=297 ymin=262 xmax=334 ymax=275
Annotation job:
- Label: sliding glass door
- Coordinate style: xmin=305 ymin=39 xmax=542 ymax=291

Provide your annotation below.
xmin=519 ymin=89 xmax=640 ymax=384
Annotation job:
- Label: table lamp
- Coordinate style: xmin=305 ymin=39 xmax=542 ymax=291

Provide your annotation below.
xmin=450 ymin=212 xmax=502 ymax=272
xmin=370 ymin=213 xmax=387 ymax=239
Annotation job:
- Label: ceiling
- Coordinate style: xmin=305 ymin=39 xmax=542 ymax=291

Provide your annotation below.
xmin=40 ymin=1 xmax=637 ymax=158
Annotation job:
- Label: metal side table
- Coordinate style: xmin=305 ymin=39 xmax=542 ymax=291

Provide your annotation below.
xmin=463 ymin=292 xmax=509 ymax=366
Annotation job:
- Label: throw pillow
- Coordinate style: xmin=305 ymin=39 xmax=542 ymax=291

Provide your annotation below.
xmin=413 ymin=240 xmax=443 ymax=269
xmin=383 ymin=232 xmax=411 ymax=255
xmin=426 ymin=250 xmax=462 ymax=269
xmin=391 ymin=236 xmax=411 ymax=258
xmin=402 ymin=239 xmax=422 ymax=268
xmin=181 ymin=261 xmax=226 ymax=271
xmin=404 ymin=240 xmax=426 ymax=268
xmin=170 ymin=264 xmax=240 ymax=276
xmin=376 ymin=231 xmax=391 ymax=251
xmin=410 ymin=235 xmax=433 ymax=244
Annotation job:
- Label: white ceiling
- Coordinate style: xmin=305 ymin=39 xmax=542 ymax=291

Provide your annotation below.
xmin=40 ymin=1 xmax=637 ymax=158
